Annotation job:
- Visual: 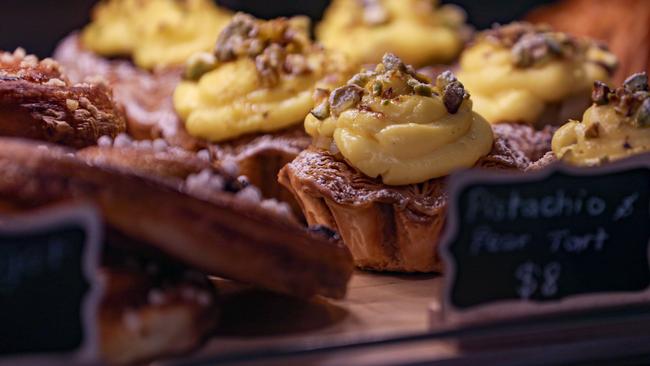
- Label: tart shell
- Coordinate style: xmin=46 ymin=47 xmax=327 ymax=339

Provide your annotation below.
xmin=279 ymin=130 xmax=530 ymax=272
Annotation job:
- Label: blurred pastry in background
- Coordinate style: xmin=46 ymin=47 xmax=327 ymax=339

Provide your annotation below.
xmin=54 ymin=0 xmax=231 ymax=149
xmin=280 ymin=54 xmax=529 ymax=272
xmin=456 ymin=22 xmax=618 ymax=130
xmin=552 ymin=72 xmax=650 ymax=166
xmin=98 ymin=258 xmax=219 ymax=365
xmin=0 ymin=48 xmax=126 ymax=147
xmin=81 ymin=0 xmax=231 ymax=70
xmin=317 ymin=0 xmax=467 ymax=67
xmin=526 ymin=0 xmax=650 ymax=85
xmin=175 ymin=13 xmax=351 ymax=210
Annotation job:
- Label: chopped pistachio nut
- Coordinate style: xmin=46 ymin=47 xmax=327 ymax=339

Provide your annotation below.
xmin=435 ymin=70 xmax=456 ymax=91
xmin=511 ymin=33 xmax=565 ymax=68
xmin=185 ymin=52 xmax=218 ymax=80
xmin=635 ymin=98 xmax=650 ymax=127
xmin=623 ymin=72 xmax=648 ymax=93
xmin=371 ymin=80 xmax=383 ymax=96
xmin=442 ymin=81 xmax=466 ymax=114
xmin=311 ymin=100 xmax=331 ymax=120
xmin=591 ymin=81 xmax=610 ymax=105
xmin=329 ymin=84 xmax=365 ymax=116
xmin=407 ymin=78 xmax=432 ymax=97
xmin=348 ymin=71 xmax=372 ymax=87
xmin=382 ymin=53 xmax=406 ymax=72
xmin=591 ymin=72 xmax=650 ymax=128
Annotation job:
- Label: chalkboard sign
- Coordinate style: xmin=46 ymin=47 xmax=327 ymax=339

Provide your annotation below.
xmin=0 ymin=204 xmax=102 ymax=366
xmin=440 ymin=153 xmax=650 ymax=325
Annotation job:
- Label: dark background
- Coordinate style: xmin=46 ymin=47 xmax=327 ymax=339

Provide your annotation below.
xmin=0 ymin=0 xmax=555 ymax=58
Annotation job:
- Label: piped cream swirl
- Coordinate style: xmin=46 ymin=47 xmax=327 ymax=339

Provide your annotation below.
xmin=306 ymin=54 xmax=493 ymax=185
xmin=457 ymin=22 xmax=617 ymax=126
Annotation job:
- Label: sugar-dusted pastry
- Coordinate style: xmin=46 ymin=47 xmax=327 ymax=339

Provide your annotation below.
xmin=317 ymin=0 xmax=467 ymax=67
xmin=174 ymin=13 xmax=351 ymax=205
xmin=0 ymin=137 xmax=353 ymax=298
xmin=81 ymin=0 xmax=231 ymax=70
xmin=456 ymin=22 xmax=618 ymax=129
xmin=0 ymin=49 xmax=126 ymax=147
xmin=552 ymin=72 xmax=650 ymax=165
xmin=280 ymin=54 xmax=529 ymax=272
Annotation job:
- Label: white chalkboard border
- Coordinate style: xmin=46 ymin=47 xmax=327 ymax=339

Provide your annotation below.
xmin=0 ymin=203 xmax=104 ymax=366
xmin=440 ymin=152 xmax=650 ymax=326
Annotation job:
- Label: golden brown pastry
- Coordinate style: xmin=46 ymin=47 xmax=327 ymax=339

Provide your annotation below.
xmin=526 ymin=0 xmax=650 ymax=85
xmin=78 ymin=134 xmax=214 ymax=180
xmin=98 ymin=263 xmax=218 ymax=365
xmin=0 ymin=49 xmax=126 ymax=148
xmin=280 ymin=54 xmax=529 ymax=272
xmin=553 ymin=72 xmax=650 ymax=165
xmin=0 ymin=137 xmax=353 ymax=298
xmin=456 ymin=22 xmax=617 ymax=129
xmin=54 ymin=35 xmax=194 ymax=147
xmin=317 ymin=0 xmax=467 ymax=67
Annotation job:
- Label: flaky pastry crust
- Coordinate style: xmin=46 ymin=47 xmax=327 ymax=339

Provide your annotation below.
xmin=0 ymin=49 xmax=126 ymax=148
xmin=280 ymin=131 xmax=529 ymax=272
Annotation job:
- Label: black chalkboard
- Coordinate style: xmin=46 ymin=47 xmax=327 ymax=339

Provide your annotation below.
xmin=0 ymin=205 xmax=102 ymax=364
xmin=441 ymin=155 xmax=650 ymax=323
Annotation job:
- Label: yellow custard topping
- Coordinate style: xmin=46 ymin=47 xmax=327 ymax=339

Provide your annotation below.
xmin=174 ymin=13 xmax=350 ymax=142
xmin=553 ymin=74 xmax=650 ymax=165
xmin=306 ymin=54 xmax=494 ymax=185
xmin=81 ymin=0 xmax=231 ymax=69
xmin=317 ymin=0 xmax=466 ymax=67
xmin=456 ymin=22 xmax=617 ymax=126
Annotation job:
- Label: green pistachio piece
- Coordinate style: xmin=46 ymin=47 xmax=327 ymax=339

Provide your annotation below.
xmin=329 ymin=84 xmax=365 ymax=117
xmin=349 ymin=71 xmax=372 ymax=87
xmin=635 ymin=98 xmax=650 ymax=127
xmin=591 ymin=81 xmax=611 ymax=105
xmin=407 ymin=78 xmax=432 ymax=97
xmin=435 ymin=70 xmax=457 ymax=91
xmin=310 ymin=100 xmax=331 ymax=120
xmin=372 ymin=80 xmax=383 ymax=96
xmin=443 ymin=81 xmax=466 ymax=114
xmin=623 ymin=72 xmax=648 ymax=93
xmin=184 ymin=52 xmax=218 ymax=80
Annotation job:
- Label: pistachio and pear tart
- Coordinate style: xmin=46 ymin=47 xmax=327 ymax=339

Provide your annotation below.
xmin=280 ymin=54 xmax=529 ymax=272
xmin=317 ymin=0 xmax=467 ymax=67
xmin=81 ymin=0 xmax=232 ymax=70
xmin=174 ymin=13 xmax=351 ymax=207
xmin=55 ymin=0 xmax=232 ymax=147
xmin=456 ymin=22 xmax=618 ymax=129
xmin=552 ymin=72 xmax=650 ymax=166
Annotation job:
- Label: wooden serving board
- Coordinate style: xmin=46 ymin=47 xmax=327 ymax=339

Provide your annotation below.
xmin=162 ymin=271 xmax=650 ymax=366
xmin=162 ymin=271 xmax=457 ymax=365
